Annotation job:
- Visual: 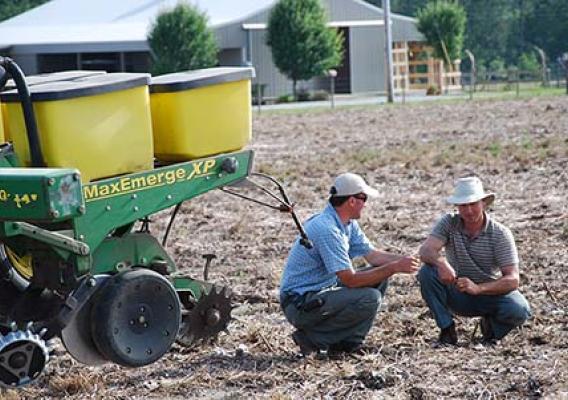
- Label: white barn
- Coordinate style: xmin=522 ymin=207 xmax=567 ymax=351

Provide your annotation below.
xmin=0 ymin=0 xmax=425 ymax=97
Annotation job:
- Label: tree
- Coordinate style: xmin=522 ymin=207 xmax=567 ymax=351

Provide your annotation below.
xmin=524 ymin=0 xmax=568 ymax=62
xmin=266 ymin=0 xmax=343 ymax=98
xmin=147 ymin=3 xmax=218 ymax=75
xmin=0 ymin=0 xmax=49 ymax=22
xmin=390 ymin=0 xmax=429 ymax=16
xmin=517 ymin=51 xmax=539 ymax=73
xmin=416 ymin=1 xmax=467 ymax=69
xmin=459 ymin=0 xmax=517 ymax=69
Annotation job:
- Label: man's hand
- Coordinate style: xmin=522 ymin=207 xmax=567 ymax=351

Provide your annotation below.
xmin=437 ymin=263 xmax=456 ymax=284
xmin=393 ymin=256 xmax=420 ymax=274
xmin=456 ymin=277 xmax=481 ymax=295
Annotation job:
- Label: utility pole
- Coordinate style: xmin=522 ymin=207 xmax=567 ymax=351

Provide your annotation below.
xmin=383 ymin=0 xmax=394 ymax=103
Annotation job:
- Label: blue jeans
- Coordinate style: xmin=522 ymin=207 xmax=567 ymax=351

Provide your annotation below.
xmin=417 ymin=264 xmax=531 ymax=339
xmin=281 ymin=280 xmax=389 ymax=348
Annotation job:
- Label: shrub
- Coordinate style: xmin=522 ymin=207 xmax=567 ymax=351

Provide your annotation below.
xmin=297 ymin=89 xmax=311 ymax=102
xmin=276 ymin=94 xmax=294 ymax=103
xmin=311 ymin=90 xmax=330 ymax=101
xmin=426 ymin=85 xmax=441 ymax=95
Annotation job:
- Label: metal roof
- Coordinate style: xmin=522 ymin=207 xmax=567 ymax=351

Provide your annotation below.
xmin=0 ymin=0 xmax=277 ymax=48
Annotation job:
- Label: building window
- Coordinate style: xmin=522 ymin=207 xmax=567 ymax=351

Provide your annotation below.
xmin=124 ymin=52 xmax=151 ymax=72
xmin=38 ymin=54 xmax=78 ymax=73
xmin=37 ymin=52 xmax=152 ymax=74
xmin=80 ymin=53 xmax=120 ymax=72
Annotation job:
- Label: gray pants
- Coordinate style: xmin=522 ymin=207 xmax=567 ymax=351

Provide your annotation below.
xmin=281 ymin=280 xmax=389 ymax=348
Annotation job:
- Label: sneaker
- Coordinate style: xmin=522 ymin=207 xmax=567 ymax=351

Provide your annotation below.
xmin=438 ymin=323 xmax=458 ymax=345
xmin=480 ymin=317 xmax=496 ymax=345
xmin=291 ymin=330 xmax=318 ymax=356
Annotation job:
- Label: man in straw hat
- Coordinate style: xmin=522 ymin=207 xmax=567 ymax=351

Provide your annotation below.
xmin=418 ymin=176 xmax=531 ymax=345
xmin=280 ymin=173 xmax=420 ymax=356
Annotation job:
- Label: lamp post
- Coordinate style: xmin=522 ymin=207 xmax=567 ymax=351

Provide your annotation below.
xmin=326 ymin=69 xmax=337 ymax=108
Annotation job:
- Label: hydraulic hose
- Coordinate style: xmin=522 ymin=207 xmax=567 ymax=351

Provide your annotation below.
xmin=0 ymin=56 xmax=46 ymax=167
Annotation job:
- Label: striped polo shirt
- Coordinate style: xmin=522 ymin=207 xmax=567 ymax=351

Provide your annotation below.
xmin=430 ymin=212 xmax=519 ymax=283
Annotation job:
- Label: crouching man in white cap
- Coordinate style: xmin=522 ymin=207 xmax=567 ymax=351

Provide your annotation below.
xmin=280 ymin=173 xmax=420 ymax=356
xmin=418 ymin=176 xmax=531 ymax=346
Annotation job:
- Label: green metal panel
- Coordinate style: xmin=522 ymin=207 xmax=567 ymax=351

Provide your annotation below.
xmin=75 ymin=150 xmax=254 ymax=252
xmin=0 ymin=167 xmax=84 ymax=221
xmin=171 ymin=276 xmax=210 ymax=300
xmin=1 ymin=222 xmax=89 ymax=255
xmin=0 ymin=150 xmax=253 ymax=279
xmin=92 ymin=233 xmax=175 ymax=275
xmin=0 ymin=144 xmax=20 ymax=168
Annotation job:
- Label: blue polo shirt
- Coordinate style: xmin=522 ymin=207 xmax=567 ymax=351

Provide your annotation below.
xmin=280 ymin=203 xmax=374 ymax=296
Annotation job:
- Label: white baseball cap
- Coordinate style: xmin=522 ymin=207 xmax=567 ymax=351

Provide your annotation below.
xmin=447 ymin=176 xmax=495 ymax=206
xmin=330 ymin=173 xmax=379 ymax=198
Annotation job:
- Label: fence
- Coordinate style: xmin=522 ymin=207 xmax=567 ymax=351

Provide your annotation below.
xmin=461 ymin=65 xmax=567 ymax=96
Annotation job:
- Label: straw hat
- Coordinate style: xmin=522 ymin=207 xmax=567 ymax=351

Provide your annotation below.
xmin=446 ymin=177 xmax=495 ymax=206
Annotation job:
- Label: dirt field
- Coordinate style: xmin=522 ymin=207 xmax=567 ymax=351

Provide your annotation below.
xmin=5 ymin=95 xmax=568 ymax=399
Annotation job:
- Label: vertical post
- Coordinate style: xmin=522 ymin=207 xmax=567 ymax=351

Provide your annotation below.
xmin=562 ymin=54 xmax=568 ymax=95
xmin=256 ymin=83 xmax=262 ymax=114
xmin=331 ymin=77 xmax=335 ymax=108
xmin=438 ymin=60 xmax=444 ymax=93
xmin=330 ymin=74 xmax=336 ymax=109
xmin=326 ymin=69 xmax=337 ymax=109
xmin=401 ymin=71 xmax=406 ymax=104
xmin=533 ymin=46 xmax=547 ymax=87
xmin=383 ymin=0 xmax=394 ymax=103
xmin=516 ymin=68 xmax=520 ymax=97
xmin=465 ymin=49 xmax=475 ymax=100
xmin=246 ymin=29 xmax=252 ymax=65
xmin=245 ymin=28 xmax=261 ymax=113
xmin=119 ymin=52 xmax=126 ymax=72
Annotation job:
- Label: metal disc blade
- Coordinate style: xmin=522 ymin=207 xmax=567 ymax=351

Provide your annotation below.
xmin=61 ymin=277 xmax=110 ymax=366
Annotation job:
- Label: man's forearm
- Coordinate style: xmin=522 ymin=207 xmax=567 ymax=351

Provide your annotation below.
xmin=419 ymin=247 xmax=448 ymax=269
xmin=367 ymin=250 xmax=402 ymax=266
xmin=342 ymin=263 xmax=396 ymax=288
xmin=351 ymin=263 xmax=394 ymax=287
xmin=477 ymin=275 xmax=519 ymax=295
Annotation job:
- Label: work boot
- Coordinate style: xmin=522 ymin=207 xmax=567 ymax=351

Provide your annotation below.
xmin=438 ymin=322 xmax=458 ymax=346
xmin=480 ymin=317 xmax=497 ymax=346
xmin=329 ymin=341 xmax=364 ymax=355
xmin=291 ymin=330 xmax=318 ymax=356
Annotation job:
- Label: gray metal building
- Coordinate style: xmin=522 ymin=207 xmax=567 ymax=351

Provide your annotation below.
xmin=0 ymin=0 xmax=423 ymax=98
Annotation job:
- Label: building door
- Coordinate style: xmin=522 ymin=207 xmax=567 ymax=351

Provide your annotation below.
xmin=335 ymin=27 xmax=351 ymax=93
